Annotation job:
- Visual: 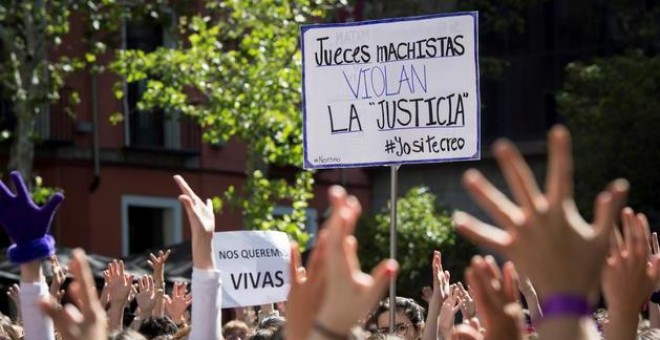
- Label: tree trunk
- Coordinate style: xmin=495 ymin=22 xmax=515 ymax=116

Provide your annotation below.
xmin=7 ymin=102 xmax=36 ymax=181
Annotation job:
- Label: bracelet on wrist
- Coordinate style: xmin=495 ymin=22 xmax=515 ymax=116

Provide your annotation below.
xmin=313 ymin=320 xmax=347 ymax=340
xmin=541 ymin=294 xmax=593 ymax=321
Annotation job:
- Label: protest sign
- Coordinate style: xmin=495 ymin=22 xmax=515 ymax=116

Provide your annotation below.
xmin=213 ymin=230 xmax=291 ymax=308
xmin=301 ymin=12 xmax=480 ymax=169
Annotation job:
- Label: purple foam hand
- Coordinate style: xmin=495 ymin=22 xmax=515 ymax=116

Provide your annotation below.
xmin=0 ymin=171 xmax=64 ymax=264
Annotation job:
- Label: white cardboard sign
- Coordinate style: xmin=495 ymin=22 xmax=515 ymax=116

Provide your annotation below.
xmin=301 ymin=12 xmax=481 ymax=169
xmin=213 ymin=231 xmax=291 ymax=308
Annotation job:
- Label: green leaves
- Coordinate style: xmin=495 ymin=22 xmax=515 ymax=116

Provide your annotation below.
xmin=558 ymin=52 xmax=660 ymax=218
xmin=111 ymin=0 xmax=343 ymax=247
xmin=357 ymin=186 xmax=475 ymax=297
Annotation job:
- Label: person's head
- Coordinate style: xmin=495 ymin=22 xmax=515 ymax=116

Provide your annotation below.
xmin=108 ymin=329 xmax=148 ymax=340
xmin=366 ymin=297 xmax=425 ymax=340
xmin=0 ymin=313 xmax=21 ymax=340
xmin=138 ymin=316 xmax=178 ymax=339
xmin=223 ymin=320 xmax=250 ymax=340
xmin=258 ymin=315 xmax=286 ymax=330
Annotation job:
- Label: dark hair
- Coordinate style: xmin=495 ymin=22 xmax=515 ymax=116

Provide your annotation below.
xmin=108 ymin=329 xmax=148 ymax=340
xmin=138 ymin=316 xmax=178 ymax=339
xmin=258 ymin=315 xmax=286 ymax=330
xmin=249 ymin=322 xmax=284 ymax=340
xmin=365 ymin=296 xmax=425 ymax=332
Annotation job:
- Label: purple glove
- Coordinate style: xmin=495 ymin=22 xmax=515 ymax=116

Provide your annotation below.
xmin=0 ymin=171 xmax=64 ymax=264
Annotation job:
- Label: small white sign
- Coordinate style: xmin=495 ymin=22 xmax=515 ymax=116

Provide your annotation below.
xmin=301 ymin=12 xmax=481 ymax=168
xmin=213 ymin=231 xmax=291 ymax=308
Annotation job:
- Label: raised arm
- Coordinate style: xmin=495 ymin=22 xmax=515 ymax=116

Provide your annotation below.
xmin=105 ymin=260 xmax=134 ymax=332
xmin=148 ymin=249 xmax=171 ymax=291
xmin=0 ymin=171 xmax=64 ymax=340
xmin=309 ymin=186 xmax=398 ymax=340
xmin=40 ymin=249 xmax=108 ymax=340
xmin=423 ymin=250 xmax=451 ymax=340
xmin=453 ymin=126 xmax=628 ymax=340
xmin=174 ymin=174 xmax=222 ymax=340
xmin=602 ymin=209 xmax=660 ymax=340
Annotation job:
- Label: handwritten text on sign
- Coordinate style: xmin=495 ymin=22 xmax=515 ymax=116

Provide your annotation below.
xmin=302 ymin=12 xmax=480 ymax=168
xmin=213 ymin=231 xmax=290 ymax=308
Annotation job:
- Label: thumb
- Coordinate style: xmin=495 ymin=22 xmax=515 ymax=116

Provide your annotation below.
xmin=364 ymin=259 xmax=398 ymax=309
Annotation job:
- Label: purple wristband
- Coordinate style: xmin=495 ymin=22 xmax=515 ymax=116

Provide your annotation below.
xmin=541 ymin=294 xmax=593 ymax=320
xmin=7 ymin=235 xmax=55 ymax=264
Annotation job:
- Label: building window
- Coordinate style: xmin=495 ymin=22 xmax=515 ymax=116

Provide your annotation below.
xmin=123 ymin=14 xmax=186 ymax=150
xmin=121 ymin=195 xmax=182 ymax=256
xmin=272 ymin=206 xmax=318 ymax=248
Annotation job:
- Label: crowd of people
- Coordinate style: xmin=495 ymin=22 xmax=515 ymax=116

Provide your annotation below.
xmin=0 ymin=125 xmax=658 ymax=340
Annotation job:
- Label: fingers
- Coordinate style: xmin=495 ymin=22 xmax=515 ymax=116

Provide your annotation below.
xmin=653 ymin=232 xmax=660 ymax=255
xmin=432 ymin=250 xmax=441 ymax=286
xmin=637 ymin=213 xmax=651 ymax=255
xmin=545 ymin=125 xmax=573 ymax=205
xmin=493 ymin=139 xmax=543 ymax=212
xmin=174 ymin=175 xmax=197 ymax=199
xmin=462 ymin=169 xmax=522 ymax=230
xmin=364 ymin=259 xmax=398 ymax=310
xmin=593 ymin=179 xmax=629 ymax=237
xmin=343 ymin=195 xmax=361 ymax=236
xmin=10 ymin=171 xmax=30 ymax=200
xmin=305 ymin=229 xmax=327 ymax=285
xmin=502 ymin=261 xmax=519 ymax=302
xmin=0 ymin=177 xmax=13 ymax=199
xmin=289 ymin=243 xmax=301 ymax=285
xmin=609 ymin=228 xmax=624 ymax=258
xmin=453 ymin=211 xmax=509 ymax=252
xmin=70 ymin=248 xmax=101 ymax=315
xmin=466 ymin=257 xmax=497 ymax=315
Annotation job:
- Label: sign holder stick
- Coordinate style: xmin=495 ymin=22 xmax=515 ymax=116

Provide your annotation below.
xmin=389 ymin=164 xmax=400 ymax=333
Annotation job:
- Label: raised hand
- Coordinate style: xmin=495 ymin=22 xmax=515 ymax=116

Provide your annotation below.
xmin=7 ymin=283 xmax=21 ymax=321
xmin=465 ymin=257 xmax=523 ymax=340
xmin=285 ymin=230 xmax=327 ymax=340
xmin=39 ymin=248 xmax=107 ymax=340
xmin=453 ymin=126 xmax=628 ymax=301
xmin=134 ymin=275 xmax=161 ymax=319
xmin=438 ymin=285 xmax=461 ymax=340
xmin=99 ymin=271 xmax=110 ymax=308
xmin=312 ymin=186 xmax=398 ymax=339
xmin=602 ymin=208 xmax=660 ymax=339
xmin=0 ymin=171 xmax=64 ymax=264
xmin=457 ymin=282 xmax=476 ymax=319
xmin=166 ymin=282 xmax=192 ymax=324
xmin=423 ymin=250 xmax=452 ymax=340
xmin=421 ymin=286 xmax=433 ymax=303
xmin=174 ymin=175 xmax=214 ymax=236
xmin=517 ymin=272 xmax=542 ymax=327
xmin=106 ymin=260 xmax=134 ymax=331
xmin=106 ymin=260 xmax=134 ymax=306
xmin=49 ymin=255 xmax=66 ymax=302
xmin=148 ymin=249 xmax=170 ymax=290
xmin=174 ymin=175 xmax=215 ymax=270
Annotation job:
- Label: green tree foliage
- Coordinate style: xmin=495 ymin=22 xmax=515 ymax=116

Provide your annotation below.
xmin=112 ymin=0 xmax=346 ymax=246
xmin=558 ymin=52 xmax=660 ymax=219
xmin=357 ymin=186 xmax=476 ymax=299
xmin=0 ymin=0 xmax=176 ymax=179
